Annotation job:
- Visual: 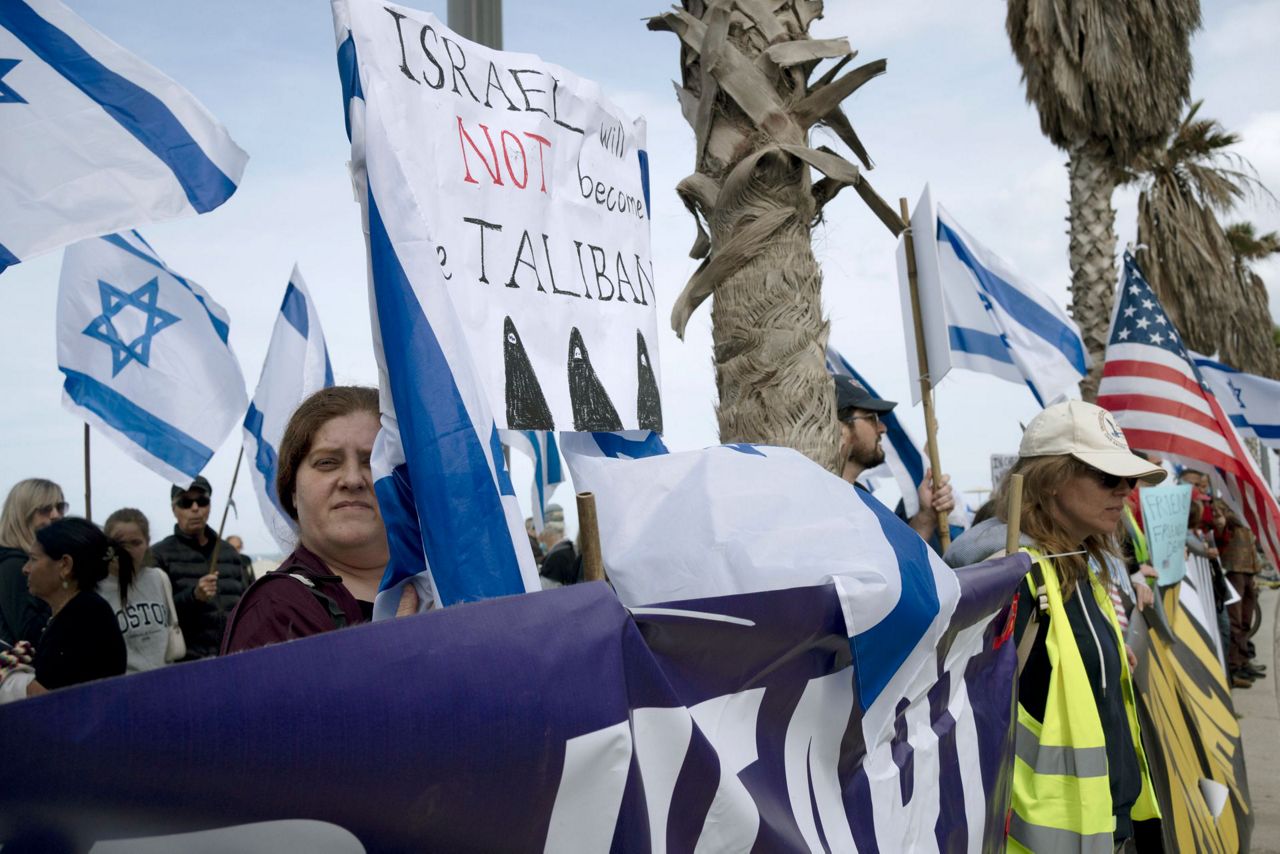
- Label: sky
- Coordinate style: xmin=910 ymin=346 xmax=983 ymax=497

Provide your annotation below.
xmin=2 ymin=0 xmax=1277 ymax=557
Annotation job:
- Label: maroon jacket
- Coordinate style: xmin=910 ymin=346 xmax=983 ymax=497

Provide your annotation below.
xmin=220 ymin=546 xmax=370 ymax=655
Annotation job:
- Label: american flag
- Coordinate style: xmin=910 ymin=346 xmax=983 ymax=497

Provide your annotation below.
xmin=1098 ymin=252 xmax=1280 ymax=565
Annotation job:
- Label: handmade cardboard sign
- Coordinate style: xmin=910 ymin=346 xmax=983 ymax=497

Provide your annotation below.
xmin=1140 ymin=484 xmax=1193 ymax=585
xmin=989 ymin=453 xmax=1018 ymax=491
xmin=345 ymin=1 xmax=661 ymax=431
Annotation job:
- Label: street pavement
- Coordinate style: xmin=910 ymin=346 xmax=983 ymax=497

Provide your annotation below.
xmin=1237 ymin=586 xmax=1280 ymax=851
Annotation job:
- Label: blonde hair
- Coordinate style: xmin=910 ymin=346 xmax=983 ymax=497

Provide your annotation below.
xmin=991 ymin=455 xmax=1118 ymax=597
xmin=0 ymin=478 xmax=64 ymax=553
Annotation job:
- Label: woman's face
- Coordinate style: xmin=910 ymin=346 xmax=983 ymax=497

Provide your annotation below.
xmin=293 ymin=412 xmax=388 ymax=568
xmin=108 ymin=522 xmax=148 ymax=568
xmin=1212 ymin=508 xmax=1227 ymax=530
xmin=1051 ymin=466 xmax=1134 ymax=544
xmin=23 ymin=539 xmax=70 ymax=602
xmin=28 ymin=494 xmax=66 ymax=532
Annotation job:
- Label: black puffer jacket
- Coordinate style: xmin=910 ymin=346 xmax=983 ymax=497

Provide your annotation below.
xmin=0 ymin=545 xmax=49 ymax=645
xmin=152 ymin=526 xmax=250 ymax=660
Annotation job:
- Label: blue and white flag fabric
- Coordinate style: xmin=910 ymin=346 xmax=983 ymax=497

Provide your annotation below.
xmin=57 ymin=231 xmax=247 ymax=484
xmin=826 ymin=345 xmax=925 ymax=517
xmin=500 ymin=430 xmax=564 ymax=533
xmin=0 ymin=0 xmax=246 ymax=273
xmin=244 ymin=266 xmax=334 ymax=551
xmin=901 ymin=186 xmax=1087 ymax=405
xmin=1193 ymin=353 xmax=1280 ymax=451
xmin=1 ymin=544 xmax=1027 ymax=852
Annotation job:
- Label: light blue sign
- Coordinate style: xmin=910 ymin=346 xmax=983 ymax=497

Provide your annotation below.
xmin=1140 ymin=484 xmax=1193 ymax=585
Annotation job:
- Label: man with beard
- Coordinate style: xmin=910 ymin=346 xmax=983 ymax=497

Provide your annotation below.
xmin=834 ymin=375 xmax=955 ymax=547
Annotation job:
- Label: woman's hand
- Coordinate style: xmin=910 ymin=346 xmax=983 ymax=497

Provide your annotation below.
xmin=395 ymin=583 xmax=420 ymax=617
xmin=1133 ymin=582 xmax=1154 ymax=611
xmin=0 ymin=641 xmax=34 ymax=679
xmin=1126 ymin=644 xmax=1138 ymax=673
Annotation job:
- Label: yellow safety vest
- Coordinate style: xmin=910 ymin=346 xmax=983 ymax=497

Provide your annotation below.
xmin=1008 ymin=548 xmax=1159 ymax=853
xmin=1122 ymin=506 xmax=1149 ymax=565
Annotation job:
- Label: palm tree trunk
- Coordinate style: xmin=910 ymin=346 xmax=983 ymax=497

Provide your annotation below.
xmin=707 ymin=153 xmax=838 ymax=469
xmin=1067 ymin=145 xmax=1119 ymax=400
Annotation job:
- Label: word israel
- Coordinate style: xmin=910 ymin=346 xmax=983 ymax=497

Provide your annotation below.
xmin=345 ymin=0 xmax=660 ymax=433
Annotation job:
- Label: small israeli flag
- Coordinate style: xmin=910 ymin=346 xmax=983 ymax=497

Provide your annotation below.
xmin=1194 ymin=353 xmax=1280 ymax=451
xmin=500 ymin=431 xmax=564 ymax=533
xmin=57 ymin=231 xmax=247 ymax=483
xmin=244 ymin=267 xmax=334 ymax=551
xmin=0 ymin=0 xmax=246 ymax=272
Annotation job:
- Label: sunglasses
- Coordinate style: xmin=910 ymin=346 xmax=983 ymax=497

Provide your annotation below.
xmin=174 ymin=495 xmax=211 ymax=509
xmin=1087 ymin=469 xmax=1138 ymax=491
xmin=30 ymin=501 xmax=69 ymax=519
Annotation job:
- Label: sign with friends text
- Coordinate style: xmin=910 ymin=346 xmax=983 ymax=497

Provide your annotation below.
xmin=342 ymin=0 xmax=661 ymax=432
xmin=1140 ymin=484 xmax=1192 ymax=585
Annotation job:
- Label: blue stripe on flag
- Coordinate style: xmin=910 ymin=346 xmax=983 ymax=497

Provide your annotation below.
xmin=544 ymin=433 xmax=562 ymax=484
xmin=62 ymin=367 xmax=213 ymax=477
xmin=323 ymin=349 xmax=335 ymax=388
xmin=590 ymin=431 xmax=669 ymax=459
xmin=1233 ymin=417 xmax=1280 ymax=439
xmin=0 ymin=241 xmax=18 ymax=273
xmin=336 ymin=33 xmax=363 ymax=142
xmin=637 ymin=150 xmax=651 ymax=218
xmin=937 ymin=219 xmax=1087 ymax=374
xmin=101 ymin=233 xmax=231 ymax=344
xmin=243 ymin=402 xmax=286 ymax=517
xmin=367 ymin=191 xmax=525 ymax=604
xmin=849 ymin=486 xmax=941 ymax=712
xmin=280 ymin=282 xmax=309 ymax=339
xmin=948 ymin=325 xmax=1014 ymax=365
xmin=0 ymin=2 xmax=237 ymax=214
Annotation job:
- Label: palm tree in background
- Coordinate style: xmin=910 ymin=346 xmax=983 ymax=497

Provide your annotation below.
xmin=1127 ymin=103 xmax=1278 ymax=378
xmin=648 ymin=1 xmax=901 ymax=471
xmin=1224 ymin=222 xmax=1280 ymax=376
xmin=1006 ymin=0 xmax=1200 ymax=399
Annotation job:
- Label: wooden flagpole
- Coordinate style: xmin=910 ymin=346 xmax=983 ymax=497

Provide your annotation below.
xmin=83 ymin=423 xmax=92 ymax=522
xmin=899 ymin=197 xmax=951 ymax=550
xmin=576 ymin=491 xmax=605 ymax=583
xmin=1005 ymin=474 xmax=1025 ymax=556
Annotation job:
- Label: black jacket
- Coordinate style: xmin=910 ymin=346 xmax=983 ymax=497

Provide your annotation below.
xmin=0 ymin=545 xmax=49 ymax=645
xmin=153 ymin=526 xmax=250 ymax=660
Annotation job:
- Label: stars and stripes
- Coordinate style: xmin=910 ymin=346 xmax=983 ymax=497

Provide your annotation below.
xmin=1098 ymin=253 xmax=1280 ymax=565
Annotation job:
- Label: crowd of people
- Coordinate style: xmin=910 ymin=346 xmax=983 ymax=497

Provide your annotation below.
xmin=0 ymin=378 xmax=1274 ymax=848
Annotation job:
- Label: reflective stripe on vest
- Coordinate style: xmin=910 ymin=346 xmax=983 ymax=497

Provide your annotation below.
xmin=1123 ymin=505 xmax=1149 ymax=564
xmin=1008 ymin=547 xmax=1159 ymax=853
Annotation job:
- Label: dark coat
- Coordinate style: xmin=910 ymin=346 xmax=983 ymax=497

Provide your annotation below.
xmin=152 ymin=526 xmax=251 ymax=660
xmin=0 ymin=545 xmax=49 ymax=645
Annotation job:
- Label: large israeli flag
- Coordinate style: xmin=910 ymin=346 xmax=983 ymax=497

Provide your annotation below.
xmin=57 ymin=231 xmax=247 ymax=484
xmin=933 ymin=204 xmax=1087 ymax=405
xmin=500 ymin=431 xmax=563 ymax=533
xmin=244 ymin=267 xmax=335 ymax=551
xmin=826 ymin=345 xmax=925 ymax=517
xmin=1194 ymin=353 xmax=1280 ymax=451
xmin=0 ymin=0 xmax=246 ymax=273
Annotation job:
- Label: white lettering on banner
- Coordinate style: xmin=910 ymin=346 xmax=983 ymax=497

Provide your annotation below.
xmin=689 ymin=690 xmax=764 ymax=853
xmin=784 ymin=671 xmax=857 ymax=852
xmin=350 ymin=2 xmax=662 ymax=432
xmin=632 ymin=707 xmax=693 ymax=854
xmin=543 ymin=721 xmax=632 ymax=853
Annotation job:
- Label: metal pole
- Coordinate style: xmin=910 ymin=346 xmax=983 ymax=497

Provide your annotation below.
xmin=83 ymin=423 xmax=92 ymax=522
xmin=208 ymin=446 xmax=245 ymax=576
xmin=448 ymin=0 xmax=502 ymax=49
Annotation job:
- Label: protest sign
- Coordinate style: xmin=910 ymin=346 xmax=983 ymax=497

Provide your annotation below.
xmin=342 ymin=0 xmax=660 ymax=432
xmin=990 ymin=453 xmax=1018 ymax=491
xmin=1141 ymin=484 xmax=1193 ymax=585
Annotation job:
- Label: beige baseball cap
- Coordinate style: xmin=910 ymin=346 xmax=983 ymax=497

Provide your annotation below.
xmin=1019 ymin=401 xmax=1167 ymax=485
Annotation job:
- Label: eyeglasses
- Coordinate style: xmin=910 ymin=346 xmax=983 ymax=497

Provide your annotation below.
xmin=1087 ymin=469 xmax=1137 ymax=491
xmin=29 ymin=501 xmax=69 ymax=519
xmin=843 ymin=412 xmax=880 ymax=427
xmin=174 ymin=495 xmax=211 ymax=509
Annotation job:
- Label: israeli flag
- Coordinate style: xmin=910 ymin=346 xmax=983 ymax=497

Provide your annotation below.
xmin=933 ymin=204 xmax=1087 ymax=405
xmin=244 ymin=267 xmax=334 ymax=551
xmin=500 ymin=431 xmax=564 ymax=533
xmin=336 ymin=8 xmax=537 ymax=616
xmin=0 ymin=0 xmax=246 ymax=273
xmin=826 ymin=345 xmax=925 ymax=517
xmin=1194 ymin=353 xmax=1280 ymax=451
xmin=57 ymin=231 xmax=247 ymax=484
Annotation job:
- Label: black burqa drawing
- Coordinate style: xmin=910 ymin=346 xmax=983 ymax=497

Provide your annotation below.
xmin=636 ymin=331 xmax=662 ymax=433
xmin=568 ymin=327 xmax=622 ymax=432
xmin=503 ymin=316 xmax=554 ymax=430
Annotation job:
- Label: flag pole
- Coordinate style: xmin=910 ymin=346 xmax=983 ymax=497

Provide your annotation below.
xmin=1005 ymin=474 xmax=1024 ymax=556
xmin=83 ymin=423 xmax=92 ymax=522
xmin=208 ymin=446 xmax=245 ymax=577
xmin=576 ymin=491 xmax=605 ymax=583
xmin=899 ymin=197 xmax=951 ymax=550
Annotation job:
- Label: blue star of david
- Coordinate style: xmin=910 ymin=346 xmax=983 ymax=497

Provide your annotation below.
xmin=0 ymin=59 xmax=26 ymax=105
xmin=82 ymin=277 xmax=181 ymax=376
xmin=1227 ymin=379 xmax=1246 ymax=409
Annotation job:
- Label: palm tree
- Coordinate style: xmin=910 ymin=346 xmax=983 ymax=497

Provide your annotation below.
xmin=1127 ymin=105 xmax=1278 ymax=378
xmin=1006 ymin=0 xmax=1200 ymax=399
xmin=647 ymin=2 xmax=901 ymax=471
xmin=1224 ymin=222 xmax=1280 ymax=376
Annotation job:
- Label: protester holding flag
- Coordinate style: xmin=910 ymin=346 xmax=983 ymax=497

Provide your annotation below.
xmin=0 ymin=518 xmax=126 ymax=701
xmin=0 ymin=478 xmax=66 ymax=645
xmin=1213 ymin=500 xmax=1264 ymax=685
xmin=100 ymin=508 xmax=183 ymax=672
xmin=959 ymin=401 xmax=1164 ymax=850
xmin=223 ymin=387 xmax=420 ymax=654
xmin=152 ymin=477 xmax=250 ymax=661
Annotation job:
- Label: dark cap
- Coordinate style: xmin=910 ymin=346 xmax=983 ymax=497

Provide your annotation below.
xmin=834 ymin=375 xmax=896 ymax=414
xmin=171 ymin=475 xmax=212 ymax=501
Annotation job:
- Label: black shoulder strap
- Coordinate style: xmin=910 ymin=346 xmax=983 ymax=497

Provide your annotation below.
xmin=283 ymin=573 xmax=348 ymax=630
